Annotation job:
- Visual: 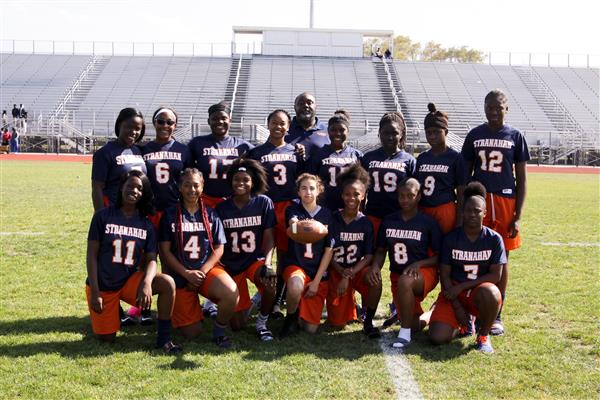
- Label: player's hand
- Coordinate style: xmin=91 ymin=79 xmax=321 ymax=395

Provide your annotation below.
xmin=508 ymin=218 xmax=520 ymax=238
xmin=341 ymin=267 xmax=354 ymax=279
xmin=337 ymin=278 xmax=349 ymax=297
xmin=444 ymin=284 xmax=463 ymax=300
xmin=305 ymin=280 xmax=319 ymax=298
xmin=366 ymin=266 xmax=381 ymax=286
xmin=90 ymin=291 xmax=103 ymax=314
xmin=294 ymin=143 xmax=306 ymax=158
xmin=402 ymin=264 xmax=420 ymax=280
xmin=137 ymin=280 xmax=153 ymax=310
xmin=186 ymin=269 xmax=206 ymax=287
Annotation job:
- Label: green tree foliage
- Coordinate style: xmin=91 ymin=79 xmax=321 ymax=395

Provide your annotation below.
xmin=363 ymin=35 xmax=484 ymax=63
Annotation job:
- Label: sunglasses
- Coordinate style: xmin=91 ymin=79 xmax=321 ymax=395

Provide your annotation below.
xmin=155 ymin=118 xmax=176 ymax=126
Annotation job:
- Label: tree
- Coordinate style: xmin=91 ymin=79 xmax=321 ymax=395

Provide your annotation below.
xmin=392 ymin=35 xmax=421 ymax=61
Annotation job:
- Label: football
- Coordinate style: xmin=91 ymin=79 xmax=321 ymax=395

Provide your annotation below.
xmin=286 ymin=219 xmax=328 ymax=244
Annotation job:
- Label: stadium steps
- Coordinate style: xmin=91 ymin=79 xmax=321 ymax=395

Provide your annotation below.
xmin=386 ymin=61 xmax=417 ymax=129
xmin=59 ymin=56 xmax=109 ymax=122
xmin=224 ymin=55 xmax=252 ymax=134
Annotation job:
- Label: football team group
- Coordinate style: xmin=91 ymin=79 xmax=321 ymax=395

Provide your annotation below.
xmin=86 ymin=89 xmax=528 ymax=355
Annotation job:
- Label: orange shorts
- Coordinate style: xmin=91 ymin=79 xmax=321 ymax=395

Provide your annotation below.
xmin=390 ymin=266 xmax=438 ymax=316
xmin=283 ymin=265 xmax=328 ymax=325
xmin=171 ymin=265 xmax=228 ymax=328
xmin=420 ymin=201 xmax=457 ymax=235
xmin=485 ymin=193 xmax=521 ymax=251
xmin=229 ymin=260 xmax=265 ymax=312
xmin=202 ymin=194 xmax=227 ymax=209
xmin=86 ymin=271 xmax=144 ymax=335
xmin=147 ymin=210 xmax=164 ymax=232
xmin=367 ymin=216 xmax=382 ymax=243
xmin=430 ymin=283 xmax=503 ymax=329
xmin=274 ymin=200 xmax=293 ymax=251
xmin=326 ymin=267 xmax=371 ymax=327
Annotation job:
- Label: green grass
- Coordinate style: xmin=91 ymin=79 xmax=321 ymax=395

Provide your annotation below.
xmin=1 ymin=161 xmax=599 ymax=399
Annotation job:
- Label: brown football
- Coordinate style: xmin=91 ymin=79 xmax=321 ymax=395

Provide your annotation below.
xmin=286 ymin=219 xmax=328 ymax=244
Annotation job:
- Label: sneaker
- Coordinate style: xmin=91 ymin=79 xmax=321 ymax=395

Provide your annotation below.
xmin=270 ymin=304 xmax=284 ymax=320
xmin=257 ymin=327 xmax=274 ymax=342
xmin=392 ymin=337 xmax=410 ymax=348
xmin=363 ymin=324 xmax=381 ymax=339
xmin=457 ymin=315 xmax=475 ymax=338
xmin=279 ymin=316 xmax=299 ymax=339
xmin=159 ymin=340 xmax=183 ymax=355
xmin=382 ymin=303 xmax=398 ymax=328
xmin=203 ymin=300 xmax=218 ymax=319
xmin=476 ymin=335 xmax=494 ymax=354
xmin=355 ymin=304 xmax=365 ymax=323
xmin=490 ymin=319 xmax=505 ymax=336
xmin=140 ymin=309 xmax=154 ymax=326
xmin=214 ymin=335 xmax=232 ymax=348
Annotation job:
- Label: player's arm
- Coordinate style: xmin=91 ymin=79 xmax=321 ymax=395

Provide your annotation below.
xmin=351 ymin=254 xmax=373 ymax=276
xmin=366 ymin=247 xmax=386 ymax=286
xmin=445 ymin=263 xmax=502 ymax=300
xmin=510 ymin=161 xmax=527 ymax=238
xmin=262 ymin=228 xmax=275 ymax=267
xmin=86 ymin=240 xmax=103 ymax=313
xmin=439 ymin=262 xmax=469 ymax=326
xmin=137 ymin=251 xmax=158 ymax=310
xmin=199 ymin=244 xmax=224 ymax=275
xmin=306 ymin=247 xmax=333 ymax=297
xmin=91 ymin=180 xmax=105 ymax=213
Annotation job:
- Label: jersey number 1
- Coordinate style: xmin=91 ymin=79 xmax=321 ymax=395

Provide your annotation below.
xmin=112 ymin=239 xmax=136 ymax=266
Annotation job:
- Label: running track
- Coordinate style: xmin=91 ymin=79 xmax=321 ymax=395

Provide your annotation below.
xmin=1 ymin=153 xmax=599 ymax=174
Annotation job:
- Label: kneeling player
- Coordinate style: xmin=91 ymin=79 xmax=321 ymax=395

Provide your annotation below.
xmin=429 ymin=182 xmax=504 ymax=354
xmin=372 ymin=178 xmax=442 ymax=348
xmin=280 ymin=174 xmax=335 ymax=337
xmin=327 ymin=164 xmax=381 ymax=337
xmin=85 ymin=170 xmax=180 ymax=353
xmin=158 ymin=168 xmax=239 ymax=348
xmin=216 ymin=159 xmax=278 ymax=341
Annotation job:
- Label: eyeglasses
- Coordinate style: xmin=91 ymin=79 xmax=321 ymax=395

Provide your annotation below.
xmin=155 ymin=119 xmax=176 ymax=126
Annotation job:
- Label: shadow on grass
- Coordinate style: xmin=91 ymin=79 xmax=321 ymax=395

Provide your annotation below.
xmin=398 ymin=331 xmax=472 ymax=361
xmin=0 ymin=316 xmax=382 ymax=363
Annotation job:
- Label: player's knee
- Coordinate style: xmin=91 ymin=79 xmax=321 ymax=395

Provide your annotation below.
xmin=396 ymin=274 xmax=413 ymax=291
xmin=97 ymin=333 xmax=116 ymax=343
xmin=179 ymin=322 xmax=202 ymax=339
xmin=230 ymin=313 xmax=246 ymax=331
xmin=302 ymin=321 xmax=319 ymax=334
xmin=154 ymin=273 xmax=176 ymax=295
xmin=287 ymin=277 xmax=304 ymax=296
xmin=476 ymin=282 xmax=501 ymax=304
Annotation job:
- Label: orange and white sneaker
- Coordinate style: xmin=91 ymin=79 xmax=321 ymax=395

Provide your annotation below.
xmin=476 ymin=335 xmax=494 ymax=354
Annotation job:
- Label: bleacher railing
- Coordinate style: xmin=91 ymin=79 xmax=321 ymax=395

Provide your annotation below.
xmin=2 ymin=39 xmax=598 ymax=67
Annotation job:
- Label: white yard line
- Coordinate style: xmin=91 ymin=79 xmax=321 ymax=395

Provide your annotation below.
xmin=541 ymin=242 xmax=600 ymax=247
xmin=379 ymin=332 xmax=424 ymax=400
xmin=0 ymin=232 xmax=46 ymax=236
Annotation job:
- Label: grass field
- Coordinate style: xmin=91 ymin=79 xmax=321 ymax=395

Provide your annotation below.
xmin=0 ymin=160 xmax=598 ymax=399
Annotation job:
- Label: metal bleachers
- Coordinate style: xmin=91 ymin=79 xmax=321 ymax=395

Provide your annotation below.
xmin=1 ymin=53 xmax=90 ymax=114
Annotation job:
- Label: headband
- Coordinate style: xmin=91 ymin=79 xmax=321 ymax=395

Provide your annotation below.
xmin=153 ymin=108 xmax=175 ymax=121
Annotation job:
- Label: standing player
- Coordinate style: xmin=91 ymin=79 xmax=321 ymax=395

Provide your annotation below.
xmin=308 ymin=111 xmax=363 ymax=211
xmin=279 ymin=174 xmax=335 ymax=337
xmin=85 ymin=170 xmax=181 ymax=354
xmin=416 ymin=103 xmax=466 ymax=234
xmin=361 ymin=112 xmax=416 ymax=238
xmin=216 ymin=159 xmax=278 ymax=341
xmin=158 ymin=168 xmax=239 ymax=348
xmin=247 ymin=109 xmax=304 ymax=316
xmin=371 ymin=178 xmax=441 ymax=348
xmin=188 ymin=102 xmax=254 ymax=209
xmin=429 ymin=182 xmax=504 ymax=354
xmin=285 ymin=92 xmax=329 ymax=155
xmin=327 ymin=164 xmax=381 ymax=337
xmin=91 ymin=107 xmax=147 ymax=213
xmin=461 ymin=89 xmax=529 ymax=336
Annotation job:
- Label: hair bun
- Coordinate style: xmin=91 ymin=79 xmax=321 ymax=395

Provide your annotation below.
xmin=427 ymin=103 xmax=437 ymax=113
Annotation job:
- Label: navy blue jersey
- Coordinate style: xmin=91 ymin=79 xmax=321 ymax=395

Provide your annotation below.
xmin=87 ymin=206 xmax=157 ymax=291
xmin=361 ymin=148 xmax=416 ymax=219
xmin=331 ymin=210 xmax=374 ymax=269
xmin=284 ymin=200 xmax=335 ymax=280
xmin=216 ymin=195 xmax=277 ymax=275
xmin=285 ymin=117 xmax=329 ymax=154
xmin=440 ymin=226 xmax=507 ymax=283
xmin=376 ymin=211 xmax=442 ymax=274
xmin=91 ymin=141 xmax=147 ymax=206
xmin=159 ymin=205 xmax=227 ymax=289
xmin=141 ymin=139 xmax=191 ymax=211
xmin=188 ymin=134 xmax=254 ymax=198
xmin=461 ymin=124 xmax=530 ymax=198
xmin=247 ymin=142 xmax=304 ymax=202
xmin=416 ymin=148 xmax=466 ymax=207
xmin=308 ymin=145 xmax=363 ymax=210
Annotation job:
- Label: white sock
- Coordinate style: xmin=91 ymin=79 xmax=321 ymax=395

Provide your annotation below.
xmin=256 ymin=313 xmax=269 ymax=331
xmin=398 ymin=327 xmax=411 ymax=342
